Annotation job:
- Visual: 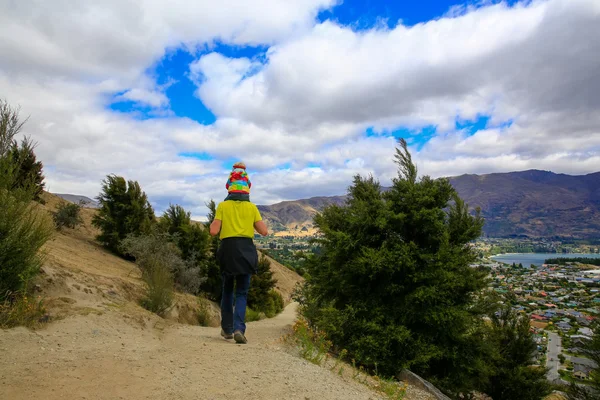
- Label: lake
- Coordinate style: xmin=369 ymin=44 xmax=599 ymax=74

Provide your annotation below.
xmin=490 ymin=253 xmax=600 ymax=268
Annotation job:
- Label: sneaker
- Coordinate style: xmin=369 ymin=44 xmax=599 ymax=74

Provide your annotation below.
xmin=221 ymin=329 xmax=233 ymax=340
xmin=234 ymin=330 xmax=247 ymax=344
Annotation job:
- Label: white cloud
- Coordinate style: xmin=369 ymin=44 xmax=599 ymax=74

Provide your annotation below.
xmin=1 ymin=0 xmax=599 ymax=218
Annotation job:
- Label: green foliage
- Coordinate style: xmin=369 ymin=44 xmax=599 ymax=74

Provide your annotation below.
xmin=479 ymin=305 xmax=552 ymax=400
xmin=285 ymin=317 xmax=332 ymax=365
xmin=201 ymin=199 xmax=222 ymax=300
xmin=53 ymin=201 xmax=83 ymax=230
xmin=0 ymin=291 xmax=47 ymax=329
xmin=92 ymin=175 xmax=155 ymax=255
xmin=0 ymin=100 xmax=53 ymax=301
xmin=299 ymin=138 xmax=500 ymax=395
xmin=546 ymin=257 xmax=600 ymax=266
xmin=121 ymin=232 xmax=182 ymax=315
xmin=159 ymin=204 xmax=210 ymax=295
xmin=245 ymin=307 xmax=262 ymax=322
xmin=196 ymin=297 xmax=212 ymax=327
xmin=248 ymin=256 xmax=283 ymax=317
xmin=10 ymin=137 xmax=45 ymax=203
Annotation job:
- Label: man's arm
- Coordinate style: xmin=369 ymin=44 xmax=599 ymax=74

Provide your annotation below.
xmin=254 ymin=220 xmax=268 ymax=236
xmin=210 ymin=219 xmax=222 ymax=237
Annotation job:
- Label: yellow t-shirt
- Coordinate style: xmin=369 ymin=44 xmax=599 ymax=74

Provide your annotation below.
xmin=215 ymin=201 xmax=262 ymax=239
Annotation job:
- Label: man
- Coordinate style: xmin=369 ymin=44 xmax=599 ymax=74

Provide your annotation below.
xmin=209 ymin=162 xmax=268 ymax=344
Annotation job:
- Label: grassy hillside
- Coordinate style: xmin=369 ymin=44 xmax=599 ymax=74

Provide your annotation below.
xmin=35 ymin=192 xmax=303 ymax=325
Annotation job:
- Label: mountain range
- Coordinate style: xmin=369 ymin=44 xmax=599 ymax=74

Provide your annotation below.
xmin=258 ymin=170 xmax=600 ymax=239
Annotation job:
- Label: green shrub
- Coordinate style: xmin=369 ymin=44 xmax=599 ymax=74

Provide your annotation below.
xmin=0 ymin=100 xmax=53 ymax=300
xmin=202 ymin=199 xmax=222 ymax=301
xmin=197 ymin=297 xmax=212 ymax=327
xmin=285 ymin=317 xmax=331 ymax=365
xmin=121 ymin=232 xmax=181 ymax=315
xmin=139 ymin=262 xmax=173 ymax=315
xmin=159 ymin=204 xmax=210 ymax=295
xmin=0 ymin=291 xmax=47 ymax=329
xmin=248 ymin=255 xmax=281 ymax=317
xmin=10 ymin=137 xmax=45 ymax=203
xmin=92 ymin=175 xmax=155 ymax=255
xmin=245 ymin=307 xmax=262 ymax=322
xmin=53 ymin=201 xmax=83 ymax=229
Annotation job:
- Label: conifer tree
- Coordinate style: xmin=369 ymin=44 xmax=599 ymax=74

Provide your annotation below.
xmin=201 ymin=199 xmax=222 ymax=300
xmin=301 ymin=138 xmax=489 ymax=393
xmin=10 ymin=137 xmax=45 ymax=202
xmin=482 ymin=305 xmax=552 ymax=400
xmin=248 ymin=256 xmax=278 ymax=314
xmin=92 ymin=175 xmax=155 ymax=255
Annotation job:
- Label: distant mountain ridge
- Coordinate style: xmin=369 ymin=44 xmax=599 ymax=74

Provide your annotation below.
xmin=52 ymin=193 xmax=99 ymax=208
xmin=259 ymin=170 xmax=600 ymax=239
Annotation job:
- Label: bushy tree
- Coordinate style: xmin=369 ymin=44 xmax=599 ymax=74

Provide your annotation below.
xmin=300 ymin=139 xmax=490 ymax=393
xmin=481 ymin=305 xmax=552 ymax=400
xmin=158 ymin=204 xmax=210 ymax=295
xmin=92 ymin=175 xmax=155 ymax=255
xmin=202 ymin=199 xmax=222 ymax=300
xmin=53 ymin=201 xmax=83 ymax=230
xmin=0 ymin=100 xmax=53 ymax=300
xmin=121 ymin=232 xmax=178 ymax=315
xmin=10 ymin=137 xmax=45 ymax=203
xmin=248 ymin=255 xmax=283 ymax=317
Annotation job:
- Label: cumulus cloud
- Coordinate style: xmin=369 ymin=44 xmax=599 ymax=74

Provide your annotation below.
xmin=0 ymin=0 xmax=599 ymax=218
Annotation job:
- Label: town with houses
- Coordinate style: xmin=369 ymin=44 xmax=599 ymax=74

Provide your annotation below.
xmin=488 ymin=259 xmax=599 ymax=385
xmin=257 ymin=232 xmax=599 ymax=386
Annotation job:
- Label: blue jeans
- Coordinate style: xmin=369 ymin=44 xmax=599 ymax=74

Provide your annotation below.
xmin=220 ymin=274 xmax=251 ymax=334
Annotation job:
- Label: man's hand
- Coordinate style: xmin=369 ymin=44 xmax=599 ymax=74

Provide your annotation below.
xmin=254 ymin=220 xmax=268 ymax=236
xmin=209 ymin=219 xmax=222 ymax=236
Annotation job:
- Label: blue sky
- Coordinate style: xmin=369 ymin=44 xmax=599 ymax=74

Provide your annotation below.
xmin=2 ymin=0 xmax=599 ymax=218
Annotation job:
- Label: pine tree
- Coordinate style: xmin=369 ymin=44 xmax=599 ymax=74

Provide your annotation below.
xmin=11 ymin=137 xmax=45 ymax=203
xmin=92 ymin=175 xmax=155 ymax=255
xmin=201 ymin=199 xmax=222 ymax=300
xmin=301 ymin=138 xmax=490 ymax=393
xmin=0 ymin=100 xmax=53 ymax=299
xmin=482 ymin=305 xmax=552 ymax=400
xmin=248 ymin=255 xmax=279 ymax=315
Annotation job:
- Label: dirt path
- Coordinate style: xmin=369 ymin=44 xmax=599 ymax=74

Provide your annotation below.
xmin=0 ymin=304 xmax=390 ymax=400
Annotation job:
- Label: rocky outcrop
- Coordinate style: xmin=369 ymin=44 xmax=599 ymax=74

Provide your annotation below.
xmin=397 ymin=370 xmax=451 ymax=400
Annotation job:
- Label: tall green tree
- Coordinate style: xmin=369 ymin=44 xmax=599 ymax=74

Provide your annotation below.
xmin=92 ymin=175 xmax=155 ymax=255
xmin=481 ymin=305 xmax=552 ymax=400
xmin=10 ymin=137 xmax=45 ymax=202
xmin=201 ymin=199 xmax=222 ymax=300
xmin=0 ymin=100 xmax=53 ymax=299
xmin=300 ymin=138 xmax=490 ymax=394
xmin=248 ymin=255 xmax=282 ymax=316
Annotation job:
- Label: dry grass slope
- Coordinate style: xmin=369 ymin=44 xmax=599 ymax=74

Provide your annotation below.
xmin=34 ymin=192 xmax=303 ymax=327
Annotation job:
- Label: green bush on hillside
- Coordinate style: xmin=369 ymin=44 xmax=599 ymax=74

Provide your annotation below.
xmin=9 ymin=137 xmax=45 ymax=203
xmin=53 ymin=201 xmax=83 ymax=230
xmin=0 ymin=100 xmax=53 ymax=301
xmin=201 ymin=199 xmax=223 ymax=300
xmin=159 ymin=204 xmax=210 ymax=295
xmin=248 ymin=256 xmax=283 ymax=317
xmin=121 ymin=232 xmax=181 ymax=315
xmin=92 ymin=175 xmax=155 ymax=255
